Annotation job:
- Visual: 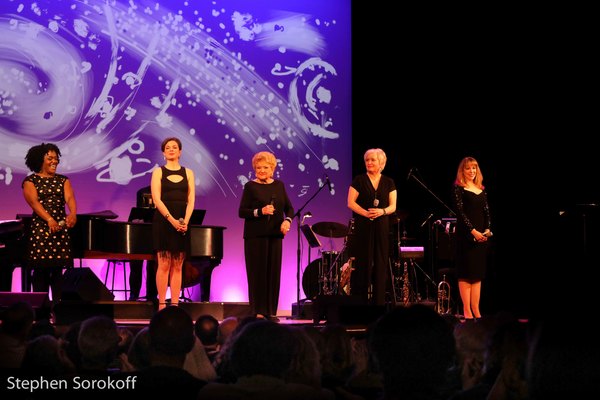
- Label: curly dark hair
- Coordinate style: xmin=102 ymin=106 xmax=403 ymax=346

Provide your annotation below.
xmin=24 ymin=143 xmax=61 ymax=173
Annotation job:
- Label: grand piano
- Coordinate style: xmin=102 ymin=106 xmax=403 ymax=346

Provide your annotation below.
xmin=10 ymin=211 xmax=225 ymax=301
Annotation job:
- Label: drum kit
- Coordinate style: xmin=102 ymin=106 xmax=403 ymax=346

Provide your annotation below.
xmin=302 ymin=220 xmax=352 ymax=299
xmin=302 ymin=211 xmax=450 ymax=313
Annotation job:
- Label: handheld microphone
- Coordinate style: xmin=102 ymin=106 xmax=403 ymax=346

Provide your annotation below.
xmin=268 ymin=195 xmax=275 ymax=222
xmin=324 ymin=175 xmax=333 ymax=193
xmin=46 ymin=220 xmax=65 ymax=237
xmin=178 ymin=218 xmax=186 ymax=235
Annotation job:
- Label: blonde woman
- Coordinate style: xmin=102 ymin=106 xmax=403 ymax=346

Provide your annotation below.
xmin=238 ymin=151 xmax=294 ymax=321
xmin=452 ymin=156 xmax=491 ymax=321
xmin=347 ymin=148 xmax=397 ymax=305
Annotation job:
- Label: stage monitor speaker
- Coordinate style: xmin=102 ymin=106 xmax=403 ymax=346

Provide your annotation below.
xmin=313 ymin=295 xmax=385 ymax=325
xmin=0 ymin=292 xmax=51 ymax=320
xmin=62 ymin=268 xmax=114 ymax=302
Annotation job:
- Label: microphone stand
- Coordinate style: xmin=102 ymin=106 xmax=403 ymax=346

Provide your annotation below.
xmin=408 ymin=173 xmax=455 ymax=217
xmin=291 ymin=181 xmax=329 ymax=319
xmin=408 ymin=171 xmax=455 ymax=298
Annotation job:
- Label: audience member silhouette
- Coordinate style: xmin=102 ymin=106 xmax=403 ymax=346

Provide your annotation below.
xmin=450 ymin=316 xmax=492 ymax=396
xmin=27 ymin=318 xmax=57 ymax=340
xmin=320 ymin=324 xmax=356 ymax=393
xmin=370 ymin=304 xmax=456 ymax=400
xmin=60 ymin=320 xmax=83 ymax=371
xmin=346 ymin=336 xmax=383 ymax=400
xmin=199 ymin=319 xmax=334 ymax=399
xmin=77 ymin=315 xmax=122 ymax=374
xmin=132 ymin=306 xmax=206 ymax=395
xmin=183 ymin=335 xmax=218 ymax=381
xmin=486 ymin=319 xmax=529 ymax=400
xmin=0 ymin=301 xmax=35 ymax=370
xmin=526 ymin=318 xmax=600 ymax=399
xmin=194 ymin=313 xmax=219 ymax=359
xmin=20 ymin=334 xmax=74 ymax=377
xmin=285 ymin=326 xmax=323 ymax=389
xmin=116 ymin=326 xmax=134 ymax=357
xmin=125 ymin=326 xmax=151 ymax=370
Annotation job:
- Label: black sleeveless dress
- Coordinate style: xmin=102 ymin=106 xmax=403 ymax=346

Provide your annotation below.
xmin=152 ymin=166 xmax=189 ymax=254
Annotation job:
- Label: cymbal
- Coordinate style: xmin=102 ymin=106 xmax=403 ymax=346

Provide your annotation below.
xmin=312 ymin=221 xmax=348 ymax=238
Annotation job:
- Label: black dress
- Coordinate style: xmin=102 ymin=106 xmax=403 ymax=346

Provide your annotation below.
xmin=152 ymin=166 xmax=189 ymax=254
xmin=452 ymin=185 xmax=491 ymax=281
xmin=238 ymin=180 xmax=294 ymax=317
xmin=348 ymin=173 xmax=396 ymax=305
xmin=22 ymin=174 xmax=72 ymax=268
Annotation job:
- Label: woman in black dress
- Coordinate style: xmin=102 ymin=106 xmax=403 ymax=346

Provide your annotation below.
xmin=452 ymin=156 xmax=491 ymax=320
xmin=347 ymin=148 xmax=397 ymax=305
xmin=151 ymin=137 xmax=195 ymax=310
xmin=238 ymin=151 xmax=294 ymax=321
xmin=22 ymin=143 xmax=77 ymax=301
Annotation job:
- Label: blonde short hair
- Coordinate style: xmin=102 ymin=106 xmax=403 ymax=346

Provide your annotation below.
xmin=364 ymin=148 xmax=387 ymax=172
xmin=252 ymin=151 xmax=277 ymax=171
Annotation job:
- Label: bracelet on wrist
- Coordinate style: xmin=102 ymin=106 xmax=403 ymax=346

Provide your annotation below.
xmin=382 ymin=208 xmax=387 ymax=215
xmin=164 ymin=213 xmax=170 ymax=220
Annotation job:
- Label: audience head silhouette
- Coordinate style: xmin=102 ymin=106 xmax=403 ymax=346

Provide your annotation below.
xmin=77 ymin=315 xmax=120 ymax=371
xmin=149 ymin=306 xmax=195 ymax=358
xmin=370 ymin=304 xmax=456 ymax=399
xmin=229 ymin=319 xmax=296 ymax=379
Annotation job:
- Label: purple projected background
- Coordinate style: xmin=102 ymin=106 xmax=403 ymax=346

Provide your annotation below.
xmin=0 ymin=0 xmax=352 ymax=310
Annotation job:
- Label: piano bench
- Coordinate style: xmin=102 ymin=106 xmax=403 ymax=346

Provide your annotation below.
xmin=104 ymin=259 xmax=130 ymax=300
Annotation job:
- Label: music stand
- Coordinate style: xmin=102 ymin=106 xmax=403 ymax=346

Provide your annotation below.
xmin=189 ymin=209 xmax=206 ymax=225
xmin=301 ymin=224 xmax=322 ymax=249
xmin=128 ymin=207 xmax=155 ymax=223
xmin=301 ymin=224 xmax=322 ymax=281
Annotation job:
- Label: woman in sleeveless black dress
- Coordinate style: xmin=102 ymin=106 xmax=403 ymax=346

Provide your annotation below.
xmin=22 ymin=143 xmax=78 ymax=301
xmin=452 ymin=157 xmax=491 ymax=321
xmin=151 ymin=137 xmax=195 ymax=310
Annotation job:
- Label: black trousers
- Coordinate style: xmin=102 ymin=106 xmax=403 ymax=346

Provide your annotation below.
xmin=244 ymin=237 xmax=282 ymax=316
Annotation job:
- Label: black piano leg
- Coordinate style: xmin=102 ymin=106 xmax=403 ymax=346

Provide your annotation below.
xmin=200 ymin=272 xmax=212 ymax=302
